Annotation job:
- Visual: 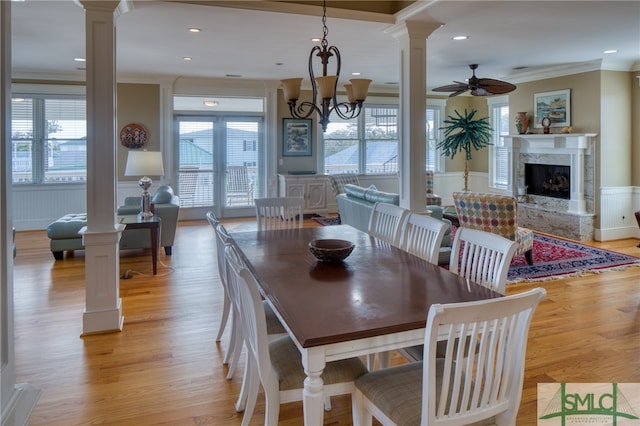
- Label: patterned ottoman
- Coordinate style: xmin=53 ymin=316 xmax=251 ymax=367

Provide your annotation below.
xmin=46 ymin=213 xmax=87 ymax=260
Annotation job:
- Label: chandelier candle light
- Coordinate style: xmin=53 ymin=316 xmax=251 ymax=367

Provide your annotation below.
xmin=124 ymin=150 xmax=165 ymax=219
xmin=280 ymin=0 xmax=371 ymax=132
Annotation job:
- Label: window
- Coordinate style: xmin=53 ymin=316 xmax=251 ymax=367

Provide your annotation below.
xmin=426 ymin=100 xmax=445 ymax=172
xmin=323 ymin=102 xmax=444 ymax=175
xmin=487 ymin=96 xmax=510 ymax=190
xmin=11 ymin=95 xmax=87 ymax=184
xmin=323 ymin=105 xmax=398 ymax=174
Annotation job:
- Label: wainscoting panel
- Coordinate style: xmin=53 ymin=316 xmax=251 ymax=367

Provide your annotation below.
xmin=12 ymin=182 xmax=164 ymax=231
xmin=596 ymin=186 xmax=639 ymax=241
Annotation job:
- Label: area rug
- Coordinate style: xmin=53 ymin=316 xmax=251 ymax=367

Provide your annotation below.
xmin=312 ymin=216 xmax=341 ymax=226
xmin=507 ymin=232 xmax=640 ymax=283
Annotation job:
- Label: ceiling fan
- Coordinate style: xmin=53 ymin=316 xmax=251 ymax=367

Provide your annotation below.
xmin=432 ymin=64 xmax=516 ymax=97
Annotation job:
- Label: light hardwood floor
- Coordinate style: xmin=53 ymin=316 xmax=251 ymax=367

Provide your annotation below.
xmin=12 ymin=218 xmax=640 ymax=425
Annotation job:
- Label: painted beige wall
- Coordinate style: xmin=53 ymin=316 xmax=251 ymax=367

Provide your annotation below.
xmin=116 ymin=83 xmax=161 ymax=181
xmin=600 ymin=70 xmax=633 ymax=187
xmin=508 ymin=71 xmax=601 ymax=135
xmin=632 ymin=71 xmax=640 ymax=186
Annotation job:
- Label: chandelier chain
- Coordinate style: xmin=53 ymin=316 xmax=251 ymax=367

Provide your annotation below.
xmin=321 ymin=0 xmax=328 ymax=50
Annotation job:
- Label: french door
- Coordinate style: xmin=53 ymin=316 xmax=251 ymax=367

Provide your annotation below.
xmin=176 ymin=115 xmax=263 ymax=217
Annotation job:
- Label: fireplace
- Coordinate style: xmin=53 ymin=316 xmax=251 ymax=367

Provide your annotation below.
xmin=525 ymin=163 xmax=570 ymax=200
xmin=502 ymin=133 xmax=596 ymax=214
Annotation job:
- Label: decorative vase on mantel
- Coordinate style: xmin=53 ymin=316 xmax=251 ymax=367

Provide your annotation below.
xmin=515 ymin=112 xmax=529 ymax=134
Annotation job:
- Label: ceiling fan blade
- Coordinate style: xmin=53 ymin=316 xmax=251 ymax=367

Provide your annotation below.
xmin=432 ymin=83 xmax=468 ymax=93
xmin=477 ymin=78 xmax=517 ymax=94
xmin=450 ymin=88 xmax=469 ymax=97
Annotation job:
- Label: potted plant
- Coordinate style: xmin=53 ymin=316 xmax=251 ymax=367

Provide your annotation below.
xmin=437 ymin=108 xmax=492 ymax=191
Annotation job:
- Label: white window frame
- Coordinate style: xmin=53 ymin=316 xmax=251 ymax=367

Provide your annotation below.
xmin=487 ymin=95 xmax=510 ymax=190
xmin=427 ymin=99 xmax=446 ymax=173
xmin=11 ymin=84 xmax=87 ymax=185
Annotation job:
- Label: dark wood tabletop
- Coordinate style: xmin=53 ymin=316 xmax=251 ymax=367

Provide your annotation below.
xmin=230 ymin=225 xmax=501 ymax=348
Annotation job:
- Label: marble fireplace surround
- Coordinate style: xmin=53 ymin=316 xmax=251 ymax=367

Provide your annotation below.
xmin=503 ymin=134 xmax=596 ymax=213
xmin=502 ymin=134 xmax=597 ymax=241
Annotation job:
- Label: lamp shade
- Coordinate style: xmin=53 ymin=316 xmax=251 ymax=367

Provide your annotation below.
xmin=349 ymin=78 xmax=372 ymax=101
xmin=124 ymin=151 xmax=165 ymax=176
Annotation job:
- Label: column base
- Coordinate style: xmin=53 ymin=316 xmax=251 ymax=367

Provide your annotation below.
xmin=2 ymin=383 xmax=42 ymax=426
xmin=82 ymin=300 xmax=124 ymax=335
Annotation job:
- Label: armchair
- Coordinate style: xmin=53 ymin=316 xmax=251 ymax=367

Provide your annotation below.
xmin=118 ymin=185 xmax=180 ymax=255
xmin=453 ymin=191 xmax=534 ymax=265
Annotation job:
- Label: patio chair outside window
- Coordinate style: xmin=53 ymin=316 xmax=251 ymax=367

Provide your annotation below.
xmin=226 ymin=165 xmax=254 ymax=206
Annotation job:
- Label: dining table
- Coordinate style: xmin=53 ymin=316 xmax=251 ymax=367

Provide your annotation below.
xmin=229 ymin=224 xmax=501 ymax=425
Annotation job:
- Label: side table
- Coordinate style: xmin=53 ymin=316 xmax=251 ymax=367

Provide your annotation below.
xmin=119 ymin=215 xmax=161 ymax=275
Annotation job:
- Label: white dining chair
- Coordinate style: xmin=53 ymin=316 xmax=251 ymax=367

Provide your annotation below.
xmin=353 ymin=287 xmax=546 ymax=426
xmin=254 ymin=197 xmax=304 ymax=231
xmin=367 ymin=202 xmax=410 ymax=247
xmin=399 ymin=212 xmax=448 ymax=265
xmin=398 ymin=227 xmax=519 ymax=363
xmin=206 ymin=211 xmax=231 ymax=346
xmin=212 ymin=219 xmax=286 ymax=381
xmin=224 ymin=243 xmax=368 ymax=426
xmin=450 ymin=227 xmax=519 ymax=295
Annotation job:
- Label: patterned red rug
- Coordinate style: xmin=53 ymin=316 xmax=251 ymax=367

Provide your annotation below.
xmin=508 ymin=232 xmax=640 ymax=283
xmin=312 ymin=217 xmax=640 ymax=283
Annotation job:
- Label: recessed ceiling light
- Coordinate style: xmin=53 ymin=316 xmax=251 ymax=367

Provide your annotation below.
xmin=311 ymin=38 xmax=321 ymax=42
xmin=183 ymin=57 xmax=192 ymax=61
xmin=452 ymin=35 xmax=469 ymax=41
xmin=189 ymin=28 xmax=201 ymax=33
xmin=203 ymin=100 xmax=218 ymax=107
xmin=603 ymin=49 xmax=618 ymax=54
xmin=351 ymin=72 xmax=361 ymax=76
xmin=74 ymin=57 xmax=86 ymax=62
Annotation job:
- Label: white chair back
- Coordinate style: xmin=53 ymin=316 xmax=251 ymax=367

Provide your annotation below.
xmin=254 ymin=197 xmax=303 ymax=231
xmin=422 ymin=288 xmax=546 ymax=425
xmin=450 ymin=227 xmax=518 ymax=294
xmin=206 ymin=211 xmax=231 ymax=342
xmin=212 ymin=219 xmax=245 ymax=379
xmin=353 ymin=288 xmax=546 ymax=426
xmin=367 ymin=202 xmax=410 ymax=247
xmin=399 ymin=213 xmax=448 ymax=265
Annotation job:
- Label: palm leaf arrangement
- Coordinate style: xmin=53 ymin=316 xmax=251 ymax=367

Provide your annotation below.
xmin=437 ymin=108 xmax=492 ymax=191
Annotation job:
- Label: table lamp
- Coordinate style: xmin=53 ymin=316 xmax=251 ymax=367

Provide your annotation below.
xmin=124 ymin=150 xmax=165 ymax=218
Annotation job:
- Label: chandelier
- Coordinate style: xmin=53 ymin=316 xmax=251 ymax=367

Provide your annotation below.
xmin=280 ymin=0 xmax=371 ymax=132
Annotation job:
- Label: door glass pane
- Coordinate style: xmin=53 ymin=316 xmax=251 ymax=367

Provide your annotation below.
xmin=177 ymin=121 xmax=213 ymax=207
xmin=225 ymin=121 xmax=259 ymax=207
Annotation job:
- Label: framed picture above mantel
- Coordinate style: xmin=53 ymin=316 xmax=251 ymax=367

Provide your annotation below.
xmin=534 ymin=89 xmax=570 ymax=128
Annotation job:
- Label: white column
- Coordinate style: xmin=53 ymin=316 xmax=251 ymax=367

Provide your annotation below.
xmin=389 ymin=20 xmax=441 ymax=212
xmin=79 ymin=0 xmax=124 ymax=334
xmin=1 ymin=2 xmax=42 ymax=423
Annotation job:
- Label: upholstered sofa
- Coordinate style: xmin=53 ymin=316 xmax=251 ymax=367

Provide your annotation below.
xmin=47 ymin=185 xmax=180 ymax=259
xmin=336 ymin=184 xmax=452 ymax=262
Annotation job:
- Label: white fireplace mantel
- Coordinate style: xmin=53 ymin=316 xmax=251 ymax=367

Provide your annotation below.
xmin=503 ymin=133 xmax=597 ymax=214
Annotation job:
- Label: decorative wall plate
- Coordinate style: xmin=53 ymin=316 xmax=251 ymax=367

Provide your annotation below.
xmin=120 ymin=123 xmax=148 ymax=149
